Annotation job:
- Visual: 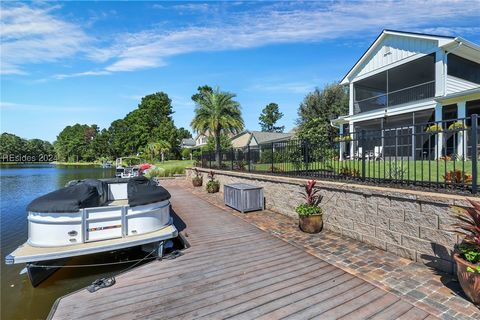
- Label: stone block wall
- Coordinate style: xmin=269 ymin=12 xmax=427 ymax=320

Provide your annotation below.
xmin=186 ymin=168 xmax=477 ymax=274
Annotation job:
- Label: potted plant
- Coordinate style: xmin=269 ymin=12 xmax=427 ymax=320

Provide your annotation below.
xmin=206 ymin=171 xmax=220 ymax=193
xmin=296 ymin=180 xmax=323 ymax=233
xmin=452 ymin=199 xmax=480 ymax=305
xmin=192 ymin=168 xmax=203 ymax=187
xmin=425 ymin=123 xmax=443 ymax=133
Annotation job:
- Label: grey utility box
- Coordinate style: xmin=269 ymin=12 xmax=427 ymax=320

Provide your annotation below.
xmin=224 ymin=183 xmax=264 ymax=213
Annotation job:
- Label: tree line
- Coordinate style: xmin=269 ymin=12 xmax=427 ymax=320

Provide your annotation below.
xmin=1 ymin=83 xmax=348 ymax=164
xmin=0 ymin=133 xmax=55 ymax=162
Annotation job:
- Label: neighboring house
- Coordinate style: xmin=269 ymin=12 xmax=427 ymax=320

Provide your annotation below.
xmin=181 ymin=138 xmax=196 ymax=149
xmin=231 ymin=130 xmax=294 ymax=149
xmin=194 ymin=132 xmax=209 ymax=147
xmin=332 ymin=29 xmax=480 ymax=160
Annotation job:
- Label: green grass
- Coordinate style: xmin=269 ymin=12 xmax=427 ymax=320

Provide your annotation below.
xmin=146 ymin=160 xmax=194 ymax=178
xmin=249 ymin=160 xmax=478 ymax=184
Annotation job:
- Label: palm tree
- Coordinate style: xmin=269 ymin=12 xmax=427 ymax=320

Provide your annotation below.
xmin=146 ymin=140 xmax=171 ymax=162
xmin=157 ymin=140 xmax=171 ymax=162
xmin=191 ymin=87 xmax=244 ymax=167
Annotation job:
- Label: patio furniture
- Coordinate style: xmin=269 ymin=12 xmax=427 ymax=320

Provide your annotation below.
xmin=224 ymin=183 xmax=264 ymax=213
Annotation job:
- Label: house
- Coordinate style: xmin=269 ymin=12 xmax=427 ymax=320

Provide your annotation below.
xmin=194 ymin=132 xmax=209 ymax=148
xmin=181 ymin=138 xmax=195 ymax=149
xmin=332 ymin=29 xmax=480 ymax=160
xmin=231 ymin=130 xmax=294 ymax=149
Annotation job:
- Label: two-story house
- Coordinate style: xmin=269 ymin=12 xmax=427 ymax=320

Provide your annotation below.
xmin=332 ymin=30 xmax=480 ymax=160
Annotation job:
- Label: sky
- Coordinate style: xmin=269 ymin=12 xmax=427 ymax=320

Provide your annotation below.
xmin=1 ymin=1 xmax=480 ymax=142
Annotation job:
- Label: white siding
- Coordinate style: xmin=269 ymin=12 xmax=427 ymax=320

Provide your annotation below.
xmin=355 ymin=35 xmax=438 ymax=78
xmin=446 ymin=75 xmax=479 ymax=94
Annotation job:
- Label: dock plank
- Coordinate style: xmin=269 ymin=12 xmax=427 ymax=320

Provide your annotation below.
xmin=49 ymin=184 xmax=437 ymax=320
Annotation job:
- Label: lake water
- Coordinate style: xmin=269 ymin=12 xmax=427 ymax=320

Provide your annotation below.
xmin=0 ymin=164 xmax=151 ymax=320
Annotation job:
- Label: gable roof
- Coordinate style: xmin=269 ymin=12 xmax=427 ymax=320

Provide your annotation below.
xmin=250 ymin=131 xmax=293 ymax=144
xmin=340 ymin=29 xmax=457 ymax=85
xmin=230 ymin=130 xmax=294 ymax=148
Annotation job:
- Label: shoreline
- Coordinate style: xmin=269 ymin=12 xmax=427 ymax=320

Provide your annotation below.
xmin=1 ymin=162 xmax=99 ymax=166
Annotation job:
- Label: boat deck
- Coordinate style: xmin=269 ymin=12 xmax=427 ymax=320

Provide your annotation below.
xmin=49 ymin=184 xmax=437 ymax=320
xmin=6 ymin=224 xmax=177 ymax=264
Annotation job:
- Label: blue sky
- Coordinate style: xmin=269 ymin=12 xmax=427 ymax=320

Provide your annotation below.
xmin=2 ymin=1 xmax=480 ymax=142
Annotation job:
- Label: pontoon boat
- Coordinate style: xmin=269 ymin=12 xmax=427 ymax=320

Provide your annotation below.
xmin=5 ymin=176 xmax=177 ymax=286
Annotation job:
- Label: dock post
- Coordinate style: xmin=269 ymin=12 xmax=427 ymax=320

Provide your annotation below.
xmin=157 ymin=241 xmax=165 ymax=260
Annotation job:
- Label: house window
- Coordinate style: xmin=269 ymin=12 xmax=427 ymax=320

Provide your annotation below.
xmin=448 ymin=54 xmax=480 ymax=84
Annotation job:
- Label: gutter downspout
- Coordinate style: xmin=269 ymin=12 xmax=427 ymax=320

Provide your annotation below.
xmin=443 ymin=39 xmax=463 ymax=96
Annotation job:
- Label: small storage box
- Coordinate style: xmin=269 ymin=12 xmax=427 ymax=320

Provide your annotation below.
xmin=224 ymin=183 xmax=264 ymax=213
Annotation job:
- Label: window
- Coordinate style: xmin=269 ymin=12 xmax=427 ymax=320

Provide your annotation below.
xmin=353 ymin=54 xmax=435 ymax=114
xmin=448 ymin=54 xmax=480 ymax=84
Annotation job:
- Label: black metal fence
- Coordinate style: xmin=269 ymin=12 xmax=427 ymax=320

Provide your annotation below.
xmin=196 ymin=115 xmax=479 ymax=194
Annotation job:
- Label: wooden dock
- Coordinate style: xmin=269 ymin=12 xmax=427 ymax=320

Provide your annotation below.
xmin=49 ymin=184 xmax=437 ymax=319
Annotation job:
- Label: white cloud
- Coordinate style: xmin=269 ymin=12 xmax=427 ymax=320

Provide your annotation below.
xmin=3 ymin=1 xmax=480 ymax=77
xmin=0 ymin=101 xmax=107 ymax=113
xmin=95 ymin=0 xmax=480 ymax=73
xmin=53 ymin=71 xmax=111 ymax=80
xmin=0 ymin=3 xmax=91 ymax=75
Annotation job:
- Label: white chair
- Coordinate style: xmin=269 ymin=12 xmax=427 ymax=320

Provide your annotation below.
xmin=355 ymin=147 xmax=363 ymax=159
xmin=374 ymin=146 xmax=383 ymax=160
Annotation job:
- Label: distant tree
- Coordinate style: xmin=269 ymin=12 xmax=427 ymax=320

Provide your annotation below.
xmin=176 ymin=127 xmax=192 ymax=140
xmin=191 ymin=87 xmax=243 ymax=167
xmin=54 ymin=124 xmax=98 ymax=162
xmin=146 ymin=140 xmax=171 ymax=162
xmin=259 ymin=103 xmax=284 ymax=132
xmin=0 ymin=133 xmax=55 ymax=162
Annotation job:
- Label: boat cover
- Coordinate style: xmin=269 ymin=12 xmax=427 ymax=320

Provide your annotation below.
xmin=127 ymin=176 xmax=171 ymax=207
xmin=27 ymin=184 xmax=100 ymax=213
xmin=66 ymin=179 xmax=108 ymax=205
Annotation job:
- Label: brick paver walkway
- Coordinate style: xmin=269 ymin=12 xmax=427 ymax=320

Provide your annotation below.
xmin=163 ymin=178 xmax=480 ymax=320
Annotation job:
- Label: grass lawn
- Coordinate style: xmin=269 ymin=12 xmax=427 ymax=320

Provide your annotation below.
xmin=249 ymin=160 xmax=478 ymax=184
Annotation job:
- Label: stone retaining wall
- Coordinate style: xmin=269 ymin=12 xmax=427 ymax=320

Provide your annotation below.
xmin=186 ymin=168 xmax=479 ymax=273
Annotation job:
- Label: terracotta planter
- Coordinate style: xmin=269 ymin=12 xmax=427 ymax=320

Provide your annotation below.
xmin=299 ymin=215 xmax=323 ymax=233
xmin=192 ymin=177 xmax=203 ymax=187
xmin=453 ymin=253 xmax=480 ymax=305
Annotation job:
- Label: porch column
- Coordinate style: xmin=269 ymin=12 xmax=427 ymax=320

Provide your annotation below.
xmin=457 ymin=101 xmax=467 ymax=159
xmin=349 ymin=122 xmax=355 ymax=159
xmin=435 ymin=103 xmax=443 ymax=159
xmin=339 ymin=125 xmax=345 ymax=161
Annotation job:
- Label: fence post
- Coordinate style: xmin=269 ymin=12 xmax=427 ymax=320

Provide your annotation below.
xmin=304 ymin=140 xmax=309 ymax=176
xmin=361 ymin=130 xmax=366 ymax=181
xmin=231 ymin=147 xmax=234 ymax=170
xmin=248 ymin=145 xmax=251 ymax=172
xmin=471 ymin=114 xmax=478 ymax=194
xmin=271 ymin=142 xmax=274 ymax=173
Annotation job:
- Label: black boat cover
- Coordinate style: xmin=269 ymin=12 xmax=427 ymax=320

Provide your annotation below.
xmin=127 ymin=176 xmax=171 ymax=207
xmin=66 ymin=179 xmax=108 ymax=205
xmin=27 ymin=184 xmax=100 ymax=213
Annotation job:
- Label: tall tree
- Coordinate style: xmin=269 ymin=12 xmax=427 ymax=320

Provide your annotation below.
xmin=191 ymin=87 xmax=244 ymax=167
xmin=191 ymin=85 xmax=213 ymax=104
xmin=296 ymin=83 xmax=348 ymax=159
xmin=259 ymin=102 xmax=284 ymax=132
xmin=54 ymin=124 xmax=98 ymax=162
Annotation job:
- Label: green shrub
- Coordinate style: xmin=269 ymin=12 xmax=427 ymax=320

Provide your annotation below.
xmin=296 ymin=203 xmax=322 ymax=217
